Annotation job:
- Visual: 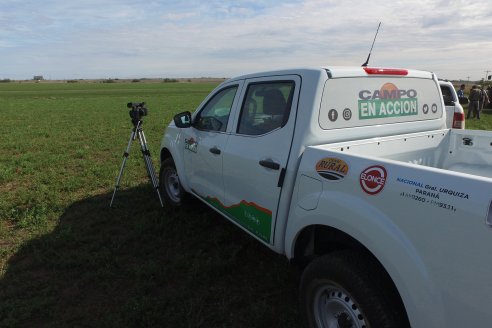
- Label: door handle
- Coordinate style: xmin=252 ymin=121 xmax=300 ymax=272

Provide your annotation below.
xmin=259 ymin=159 xmax=280 ymax=170
xmin=209 ymin=147 xmax=221 ymax=155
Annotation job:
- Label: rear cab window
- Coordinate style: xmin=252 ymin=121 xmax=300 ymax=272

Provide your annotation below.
xmin=320 ymin=77 xmax=443 ymax=129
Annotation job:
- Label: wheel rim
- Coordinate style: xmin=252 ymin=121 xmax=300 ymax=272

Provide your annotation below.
xmin=313 ymin=283 xmax=368 ymax=328
xmin=164 ymin=168 xmax=181 ymax=203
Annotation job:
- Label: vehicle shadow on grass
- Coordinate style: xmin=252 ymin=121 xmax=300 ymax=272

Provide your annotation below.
xmin=0 ymin=185 xmax=301 ymax=328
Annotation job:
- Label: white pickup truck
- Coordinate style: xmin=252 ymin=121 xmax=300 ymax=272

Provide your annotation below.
xmin=159 ymin=66 xmax=492 ymax=328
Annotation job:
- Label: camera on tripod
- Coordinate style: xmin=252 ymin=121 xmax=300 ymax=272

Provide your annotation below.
xmin=110 ymin=101 xmax=164 ymax=208
xmin=127 ymin=102 xmax=148 ymax=122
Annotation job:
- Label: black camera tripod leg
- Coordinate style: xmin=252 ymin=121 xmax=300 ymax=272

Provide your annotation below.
xmin=109 ymin=124 xmax=139 ymax=208
xmin=137 ymin=129 xmax=164 ymax=207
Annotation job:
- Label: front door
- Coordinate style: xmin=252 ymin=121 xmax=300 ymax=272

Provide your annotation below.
xmin=182 ymin=83 xmax=241 ymax=201
xmin=219 ymin=76 xmax=300 ymax=244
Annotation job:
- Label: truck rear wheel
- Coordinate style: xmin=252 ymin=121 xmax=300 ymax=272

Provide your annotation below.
xmin=159 ymin=158 xmax=187 ymax=208
xmin=300 ymin=251 xmax=408 ymax=328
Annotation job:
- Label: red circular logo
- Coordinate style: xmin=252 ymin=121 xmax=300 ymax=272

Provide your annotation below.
xmin=359 ymin=165 xmax=387 ymax=195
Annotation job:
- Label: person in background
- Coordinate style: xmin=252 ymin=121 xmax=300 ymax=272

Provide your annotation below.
xmin=487 ymin=86 xmax=492 ymax=109
xmin=467 ymin=85 xmax=481 ymax=119
xmin=457 ymin=84 xmax=466 ymax=98
xmin=479 ymin=86 xmax=490 ymax=112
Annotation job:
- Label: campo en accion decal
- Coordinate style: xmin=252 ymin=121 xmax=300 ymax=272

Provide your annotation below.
xmin=358 ymin=82 xmax=418 ymax=119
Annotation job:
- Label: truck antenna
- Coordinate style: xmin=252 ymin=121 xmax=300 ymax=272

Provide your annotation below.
xmin=361 ymin=22 xmax=381 ymax=67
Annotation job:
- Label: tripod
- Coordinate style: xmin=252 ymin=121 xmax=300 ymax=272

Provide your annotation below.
xmin=110 ymin=118 xmax=164 ymax=208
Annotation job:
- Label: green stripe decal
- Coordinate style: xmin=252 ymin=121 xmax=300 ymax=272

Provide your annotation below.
xmin=205 ymin=197 xmax=272 ymax=243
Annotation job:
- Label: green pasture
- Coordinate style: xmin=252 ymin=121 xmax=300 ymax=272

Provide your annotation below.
xmin=0 ymin=81 xmax=301 ymax=327
xmin=1 ymin=81 xmax=491 ymax=327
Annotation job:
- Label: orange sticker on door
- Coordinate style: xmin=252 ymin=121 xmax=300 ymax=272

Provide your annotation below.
xmin=315 ymin=158 xmax=349 ymax=181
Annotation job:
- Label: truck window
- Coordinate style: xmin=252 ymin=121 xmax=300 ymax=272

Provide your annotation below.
xmin=440 ymin=85 xmax=455 ymax=106
xmin=320 ymin=77 xmax=443 ymax=129
xmin=194 ymin=86 xmax=238 ymax=132
xmin=237 ymin=81 xmax=294 ymax=135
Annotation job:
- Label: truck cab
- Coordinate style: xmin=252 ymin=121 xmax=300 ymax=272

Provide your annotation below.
xmin=163 ymin=67 xmax=446 ymax=244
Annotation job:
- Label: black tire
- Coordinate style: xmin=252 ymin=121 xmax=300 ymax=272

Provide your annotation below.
xmin=300 ymin=251 xmax=409 ymax=328
xmin=159 ymin=158 xmax=188 ymax=208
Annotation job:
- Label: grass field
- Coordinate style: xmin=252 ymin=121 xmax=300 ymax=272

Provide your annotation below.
xmin=1 ymin=81 xmax=492 ymax=327
xmin=0 ymin=81 xmax=301 ymax=327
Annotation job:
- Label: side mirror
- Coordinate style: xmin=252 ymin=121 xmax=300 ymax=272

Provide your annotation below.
xmin=458 ymin=97 xmax=469 ymax=105
xmin=173 ymin=111 xmax=192 ymax=128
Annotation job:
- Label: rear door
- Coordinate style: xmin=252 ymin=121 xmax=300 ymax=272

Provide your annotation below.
xmin=217 ymin=75 xmax=300 ymax=244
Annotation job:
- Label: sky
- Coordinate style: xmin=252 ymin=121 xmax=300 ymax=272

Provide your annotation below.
xmin=1 ymin=0 xmax=491 ymax=81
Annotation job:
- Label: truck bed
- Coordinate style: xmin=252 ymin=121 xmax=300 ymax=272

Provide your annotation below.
xmin=316 ymin=129 xmax=492 ymax=179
